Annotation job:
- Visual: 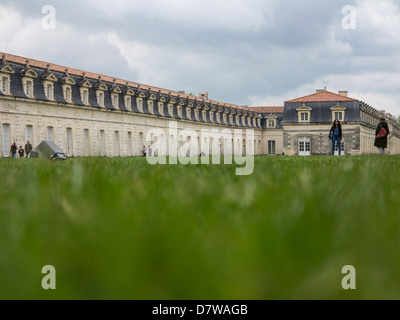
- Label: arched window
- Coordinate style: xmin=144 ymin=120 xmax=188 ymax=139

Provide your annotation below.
xmin=65 ymin=87 xmax=71 ymax=103
xmin=25 ymin=81 xmax=32 ymax=97
xmin=1 ymin=77 xmax=7 ymax=93
xmin=46 ymin=84 xmax=52 ymax=99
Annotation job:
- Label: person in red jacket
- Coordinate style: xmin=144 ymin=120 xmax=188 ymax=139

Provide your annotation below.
xmin=374 ymin=117 xmax=390 ymax=155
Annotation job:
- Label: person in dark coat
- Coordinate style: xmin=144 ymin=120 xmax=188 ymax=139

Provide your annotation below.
xmin=329 ymin=119 xmax=342 ymax=155
xmin=25 ymin=140 xmax=33 ymax=158
xmin=10 ymin=142 xmax=17 ymax=158
xmin=374 ymin=117 xmax=390 ymax=155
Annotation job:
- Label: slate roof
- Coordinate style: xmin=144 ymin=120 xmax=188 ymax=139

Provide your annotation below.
xmin=285 ymin=91 xmax=358 ymax=103
xmin=0 ymin=52 xmax=250 ymax=111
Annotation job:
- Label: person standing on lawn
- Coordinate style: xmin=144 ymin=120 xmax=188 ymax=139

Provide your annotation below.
xmin=374 ymin=117 xmax=390 ymax=155
xmin=25 ymin=140 xmax=33 ymax=158
xmin=18 ymin=146 xmax=24 ymax=158
xmin=10 ymin=142 xmax=17 ymax=158
xmin=329 ymin=119 xmax=342 ymax=156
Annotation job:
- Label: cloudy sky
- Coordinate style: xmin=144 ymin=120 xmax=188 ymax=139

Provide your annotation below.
xmin=1 ymin=0 xmax=399 ymax=115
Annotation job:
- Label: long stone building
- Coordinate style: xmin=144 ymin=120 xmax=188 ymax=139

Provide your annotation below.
xmin=1 ymin=52 xmax=400 ymax=158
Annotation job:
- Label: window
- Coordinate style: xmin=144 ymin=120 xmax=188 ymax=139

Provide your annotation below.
xmin=25 ymin=81 xmax=32 ymax=97
xmin=46 ymin=84 xmax=52 ymax=100
xmin=26 ymin=125 xmax=33 ymax=145
xmin=168 ymin=104 xmax=173 ymax=116
xmin=137 ymin=98 xmax=143 ymax=112
xmin=334 ymin=111 xmax=343 ymax=121
xmin=159 ymin=102 xmax=164 ymax=115
xmin=268 ymin=140 xmax=276 ymax=155
xmin=127 ymin=132 xmax=133 ymax=156
xmin=114 ymin=131 xmax=120 ymax=156
xmin=83 ymin=129 xmax=89 ymax=157
xmin=223 ymin=114 xmax=227 ymax=123
xmin=139 ymin=132 xmax=144 ymax=154
xmin=66 ymin=128 xmax=73 ymax=156
xmin=299 ymin=137 xmax=311 ymax=156
xmin=113 ymin=95 xmax=119 ymax=108
xmin=300 ymin=112 xmax=309 ymax=122
xmin=2 ymin=123 xmax=10 ymax=157
xmin=296 ymin=105 xmax=312 ymax=123
xmin=97 ymin=92 xmax=104 ymax=107
xmin=125 ymin=96 xmax=131 ymax=109
xmin=99 ymin=130 xmax=106 ymax=156
xmin=195 ymin=109 xmax=199 ymax=121
xmin=65 ymin=87 xmax=71 ymax=103
xmin=216 ymin=113 xmax=220 ymax=123
xmin=178 ymin=106 xmax=182 ymax=118
xmin=47 ymin=126 xmax=54 ymax=142
xmin=82 ymin=90 xmax=88 ymax=104
xmin=1 ymin=77 xmax=7 ymax=93
xmin=331 ymin=105 xmax=346 ymax=123
xmin=203 ymin=110 xmax=207 ymax=121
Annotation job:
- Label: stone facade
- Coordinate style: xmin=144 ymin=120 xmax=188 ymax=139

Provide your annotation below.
xmin=1 ymin=53 xmax=400 ymax=158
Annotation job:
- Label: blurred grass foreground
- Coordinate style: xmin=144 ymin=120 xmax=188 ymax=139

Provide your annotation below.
xmin=1 ymin=155 xmax=400 ymax=299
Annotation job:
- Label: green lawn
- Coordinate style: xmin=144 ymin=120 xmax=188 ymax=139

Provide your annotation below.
xmin=0 ymin=155 xmax=399 ymax=299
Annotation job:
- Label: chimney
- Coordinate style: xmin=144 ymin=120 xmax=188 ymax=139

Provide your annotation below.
xmin=199 ymin=91 xmax=208 ymax=99
xmin=316 ymin=89 xmax=325 ymax=93
xmin=338 ymin=91 xmax=348 ymax=97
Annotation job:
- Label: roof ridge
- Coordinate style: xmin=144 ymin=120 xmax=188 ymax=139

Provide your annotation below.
xmin=285 ymin=90 xmax=358 ymax=103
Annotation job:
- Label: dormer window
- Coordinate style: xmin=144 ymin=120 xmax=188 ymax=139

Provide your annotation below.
xmin=112 ymin=94 xmax=119 ymax=108
xmin=1 ymin=76 xmax=8 ymax=94
xmin=158 ymin=102 xmax=164 ymax=116
xmin=137 ymin=98 xmax=143 ymax=112
xmin=147 ymin=100 xmax=154 ymax=114
xmin=110 ymin=79 xmax=121 ymax=109
xmin=210 ymin=111 xmax=214 ymax=122
xmin=42 ymin=64 xmax=57 ymax=101
xmin=168 ymin=104 xmax=173 ymax=116
xmin=65 ymin=87 xmax=71 ymax=103
xmin=331 ymin=104 xmax=346 ymax=122
xmin=61 ymin=69 xmax=76 ymax=103
xmin=178 ymin=106 xmax=182 ymax=118
xmin=95 ymin=76 xmax=107 ymax=107
xmin=20 ymin=60 xmax=38 ymax=98
xmin=78 ymin=72 xmax=92 ymax=106
xmin=125 ymin=96 xmax=131 ymax=109
xmin=82 ymin=89 xmax=88 ymax=105
xmin=194 ymin=109 xmax=199 ymax=121
xmin=296 ymin=104 xmax=312 ymax=123
xmin=0 ymin=55 xmax=15 ymax=95
xmin=300 ymin=112 xmax=308 ymax=122
xmin=229 ymin=115 xmax=233 ymax=124
xmin=223 ymin=114 xmax=227 ymax=123
xmin=186 ymin=107 xmax=191 ymax=119
xmin=216 ymin=113 xmax=221 ymax=123
xmin=97 ymin=92 xmax=104 ymax=107
xmin=25 ymin=80 xmax=33 ymax=98
xmin=202 ymin=110 xmax=206 ymax=120
xmin=46 ymin=84 xmax=53 ymax=100
xmin=236 ymin=116 xmax=239 ymax=124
